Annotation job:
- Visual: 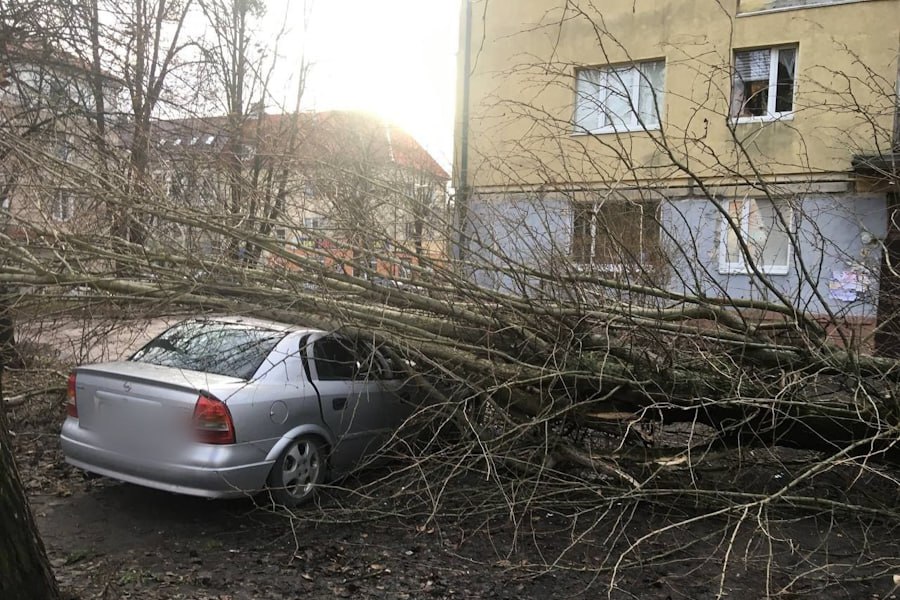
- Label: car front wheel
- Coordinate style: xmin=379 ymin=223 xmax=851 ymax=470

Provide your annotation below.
xmin=266 ymin=435 xmax=325 ymax=507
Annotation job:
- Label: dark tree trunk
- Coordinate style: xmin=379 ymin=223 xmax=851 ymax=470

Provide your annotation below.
xmin=0 ymin=372 xmax=60 ymax=600
xmin=877 ymin=193 xmax=900 ymax=357
xmin=0 ymin=285 xmax=14 ymax=419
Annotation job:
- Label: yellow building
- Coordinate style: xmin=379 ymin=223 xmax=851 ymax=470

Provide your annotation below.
xmin=454 ymin=0 xmax=899 ymax=347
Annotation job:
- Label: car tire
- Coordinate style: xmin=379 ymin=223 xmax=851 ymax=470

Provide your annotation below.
xmin=266 ymin=435 xmax=325 ymax=507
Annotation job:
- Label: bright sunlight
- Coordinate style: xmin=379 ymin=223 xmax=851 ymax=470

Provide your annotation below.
xmin=277 ymin=0 xmax=461 ymax=168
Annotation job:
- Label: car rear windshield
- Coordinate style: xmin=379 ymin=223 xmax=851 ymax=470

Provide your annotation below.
xmin=130 ymin=320 xmax=286 ymax=379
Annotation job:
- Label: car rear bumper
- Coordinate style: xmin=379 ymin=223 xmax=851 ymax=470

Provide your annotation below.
xmin=60 ymin=418 xmax=274 ymax=499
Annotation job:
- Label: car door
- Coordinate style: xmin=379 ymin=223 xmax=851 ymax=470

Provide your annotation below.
xmin=307 ymin=334 xmax=390 ymax=472
xmin=360 ymin=341 xmax=415 ymax=431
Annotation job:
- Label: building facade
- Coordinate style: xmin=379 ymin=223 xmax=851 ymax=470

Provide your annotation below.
xmin=454 ymin=0 xmax=899 ymax=346
xmin=149 ymin=111 xmax=451 ymax=278
xmin=0 ymin=44 xmax=121 ymax=243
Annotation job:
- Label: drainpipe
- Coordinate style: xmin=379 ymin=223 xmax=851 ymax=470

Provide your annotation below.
xmin=893 ymin=32 xmax=899 ymax=151
xmin=893 ymin=55 xmax=899 ymax=152
xmin=455 ymin=0 xmax=473 ymax=264
xmin=891 ymin=35 xmax=900 ymax=153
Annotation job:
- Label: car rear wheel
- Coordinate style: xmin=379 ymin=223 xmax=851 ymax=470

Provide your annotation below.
xmin=266 ymin=436 xmax=325 ymax=506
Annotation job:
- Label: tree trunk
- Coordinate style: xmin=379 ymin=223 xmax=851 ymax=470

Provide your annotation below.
xmin=877 ymin=193 xmax=900 ymax=357
xmin=0 ymin=286 xmax=12 ymax=421
xmin=0 ymin=370 xmax=59 ymax=600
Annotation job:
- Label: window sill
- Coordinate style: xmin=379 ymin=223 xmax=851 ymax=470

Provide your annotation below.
xmin=573 ymin=262 xmax=654 ymax=274
xmin=719 ymin=265 xmax=789 ymax=276
xmin=729 ymin=113 xmax=794 ymax=125
xmin=737 ymin=0 xmax=877 ymax=18
xmin=572 ymin=125 xmax=661 ymax=137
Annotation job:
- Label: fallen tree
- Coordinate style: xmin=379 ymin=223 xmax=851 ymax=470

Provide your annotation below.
xmin=4 ymin=215 xmax=898 ymax=475
xmin=2 ymin=121 xmax=897 ymax=520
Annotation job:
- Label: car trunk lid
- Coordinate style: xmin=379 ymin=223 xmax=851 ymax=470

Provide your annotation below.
xmin=73 ymin=361 xmax=245 ymax=452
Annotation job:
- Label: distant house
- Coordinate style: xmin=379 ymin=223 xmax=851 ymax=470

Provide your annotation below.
xmin=147 ymin=110 xmax=450 ymax=278
xmin=0 ymin=43 xmax=121 ymax=242
xmin=454 ymin=0 xmax=899 ymax=350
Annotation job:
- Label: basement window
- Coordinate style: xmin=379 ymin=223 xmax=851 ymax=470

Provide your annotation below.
xmin=571 ymin=200 xmax=661 ymax=271
xmin=719 ymin=197 xmax=793 ymax=275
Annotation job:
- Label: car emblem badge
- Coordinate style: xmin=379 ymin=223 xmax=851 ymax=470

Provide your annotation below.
xmin=123 ymin=382 xmax=132 ymax=392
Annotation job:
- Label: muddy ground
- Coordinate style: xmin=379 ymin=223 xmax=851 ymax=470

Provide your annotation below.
xmin=6 ymin=322 xmax=900 ymax=599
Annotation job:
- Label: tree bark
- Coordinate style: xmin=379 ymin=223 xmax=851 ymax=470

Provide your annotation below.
xmin=0 ymin=370 xmax=59 ymax=600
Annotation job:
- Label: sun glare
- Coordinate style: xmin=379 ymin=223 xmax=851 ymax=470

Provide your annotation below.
xmin=296 ymin=0 xmax=460 ymax=167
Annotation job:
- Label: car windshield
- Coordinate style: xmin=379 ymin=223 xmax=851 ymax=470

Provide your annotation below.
xmin=131 ymin=320 xmax=286 ymax=379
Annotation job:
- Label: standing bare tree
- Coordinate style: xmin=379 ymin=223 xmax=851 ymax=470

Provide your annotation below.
xmin=195 ymin=0 xmax=311 ymax=263
xmin=72 ymin=0 xmax=196 ymax=250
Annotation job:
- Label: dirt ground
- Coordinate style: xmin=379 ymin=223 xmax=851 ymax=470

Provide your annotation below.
xmin=20 ymin=434 xmax=597 ymax=599
xmin=6 ymin=322 xmax=900 ymax=599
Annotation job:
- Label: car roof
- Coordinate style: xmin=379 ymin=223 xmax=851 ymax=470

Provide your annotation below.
xmin=202 ymin=315 xmax=322 ymax=335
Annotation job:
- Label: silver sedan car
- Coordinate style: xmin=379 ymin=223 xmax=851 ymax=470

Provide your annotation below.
xmin=60 ymin=317 xmax=415 ymax=505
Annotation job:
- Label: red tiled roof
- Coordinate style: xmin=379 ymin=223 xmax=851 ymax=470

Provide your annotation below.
xmin=147 ymin=110 xmax=449 ymax=181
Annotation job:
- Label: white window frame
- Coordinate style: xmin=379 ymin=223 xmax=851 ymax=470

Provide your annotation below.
xmin=571 ymin=200 xmax=660 ymax=272
xmin=718 ymin=198 xmax=793 ymax=275
xmin=574 ymin=60 xmax=665 ymax=135
xmin=51 ymin=189 xmax=74 ymax=222
xmin=731 ymin=46 xmax=797 ymax=124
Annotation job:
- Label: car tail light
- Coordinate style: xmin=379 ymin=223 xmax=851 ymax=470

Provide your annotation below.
xmin=66 ymin=372 xmax=78 ymax=418
xmin=192 ymin=394 xmax=235 ymax=444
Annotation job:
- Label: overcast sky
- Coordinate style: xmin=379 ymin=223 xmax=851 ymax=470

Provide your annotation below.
xmin=267 ymin=0 xmax=461 ymax=169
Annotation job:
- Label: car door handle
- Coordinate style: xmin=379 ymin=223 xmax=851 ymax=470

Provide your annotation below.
xmin=332 ymin=397 xmax=347 ymax=411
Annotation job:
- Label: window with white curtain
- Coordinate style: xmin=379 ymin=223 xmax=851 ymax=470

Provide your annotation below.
xmin=719 ymin=197 xmax=793 ymax=275
xmin=574 ymin=60 xmax=665 ymax=134
xmin=730 ymin=46 xmax=797 ymax=120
